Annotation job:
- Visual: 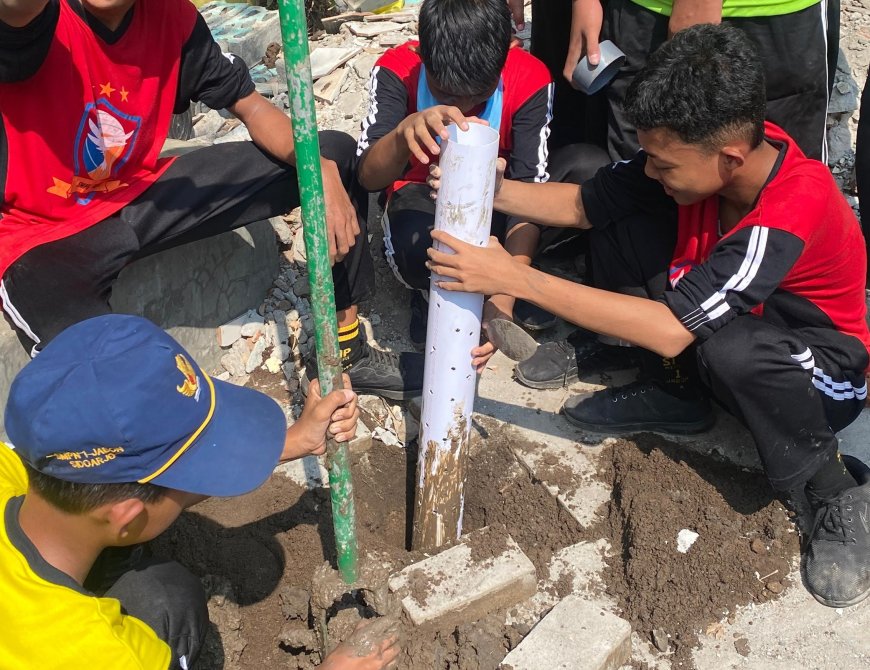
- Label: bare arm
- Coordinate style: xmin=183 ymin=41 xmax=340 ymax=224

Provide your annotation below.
xmin=668 ymin=0 xmax=722 ymax=37
xmin=0 ymin=0 xmax=47 ymax=27
xmin=230 ymin=91 xmax=359 ymax=263
xmin=427 ymin=232 xmax=695 ymax=358
xmin=359 ymin=105 xmax=470 ymax=192
xmin=494 ymin=178 xmax=591 ymax=229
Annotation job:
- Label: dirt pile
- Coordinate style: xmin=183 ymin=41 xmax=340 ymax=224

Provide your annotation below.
xmin=598 ymin=434 xmax=800 ymax=669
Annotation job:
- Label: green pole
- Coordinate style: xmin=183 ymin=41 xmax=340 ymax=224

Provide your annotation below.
xmin=276 ymin=0 xmax=359 ymax=584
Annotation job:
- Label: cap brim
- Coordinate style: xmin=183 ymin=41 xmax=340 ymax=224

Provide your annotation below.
xmin=149 ymin=377 xmax=287 ymax=497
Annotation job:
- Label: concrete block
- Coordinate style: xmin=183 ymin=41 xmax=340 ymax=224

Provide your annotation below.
xmin=500 ymin=596 xmax=631 ymax=670
xmin=217 ymin=309 xmax=262 ymax=348
xmin=200 ymin=1 xmax=282 ymax=68
xmin=379 ymin=33 xmax=414 ymax=48
xmin=314 ymin=68 xmax=348 ymax=104
xmin=310 ymin=46 xmax=362 ymax=80
xmin=0 ymin=219 xmax=278 ymax=439
xmin=347 ymin=21 xmax=403 ymax=37
xmin=388 ymin=526 xmax=536 ymax=628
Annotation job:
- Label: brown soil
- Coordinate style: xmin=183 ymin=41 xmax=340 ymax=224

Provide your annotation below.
xmin=150 ymin=425 xmax=584 ymax=670
xmin=597 ymin=433 xmax=800 ymax=669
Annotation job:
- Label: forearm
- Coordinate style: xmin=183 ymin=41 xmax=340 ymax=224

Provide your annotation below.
xmin=494 ymin=179 xmax=591 ymax=229
xmin=669 ymin=0 xmax=722 ymax=34
xmin=490 ymin=222 xmax=539 ymax=315
xmin=231 ymin=92 xmax=296 ymax=165
xmin=508 ymin=265 xmax=695 ymax=357
xmin=358 ymin=130 xmax=411 ymax=191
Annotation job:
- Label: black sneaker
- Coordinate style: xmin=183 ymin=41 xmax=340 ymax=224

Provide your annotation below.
xmin=409 ymin=292 xmax=428 ymax=351
xmin=561 ymin=380 xmax=715 ymax=435
xmin=514 ymin=299 xmax=557 ymax=332
xmin=804 ymin=455 xmax=870 ymax=608
xmin=514 ymin=329 xmax=636 ymax=389
xmin=347 ymin=344 xmax=424 ymax=401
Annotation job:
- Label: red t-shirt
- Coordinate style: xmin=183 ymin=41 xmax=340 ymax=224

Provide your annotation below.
xmin=0 ymin=0 xmax=199 ymax=279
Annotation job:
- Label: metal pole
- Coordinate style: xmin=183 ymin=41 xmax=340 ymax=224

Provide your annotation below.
xmin=412 ymin=124 xmax=500 ymax=551
xmin=276 ymin=0 xmax=358 ymax=583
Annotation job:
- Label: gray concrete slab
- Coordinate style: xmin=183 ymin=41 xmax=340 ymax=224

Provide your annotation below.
xmin=501 ymin=595 xmax=632 ymax=670
xmin=388 ymin=526 xmax=537 ymax=628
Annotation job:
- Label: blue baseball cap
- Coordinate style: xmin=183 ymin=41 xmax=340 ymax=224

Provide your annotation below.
xmin=4 ymin=315 xmax=287 ymax=497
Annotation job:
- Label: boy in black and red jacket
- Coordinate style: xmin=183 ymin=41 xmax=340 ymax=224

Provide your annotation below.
xmin=426 ymin=24 xmax=870 ymax=609
xmin=354 ymin=0 xmax=607 ymax=360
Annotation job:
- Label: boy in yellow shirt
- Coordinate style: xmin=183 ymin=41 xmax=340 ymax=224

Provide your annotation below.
xmin=0 ymin=314 xmax=398 ymax=670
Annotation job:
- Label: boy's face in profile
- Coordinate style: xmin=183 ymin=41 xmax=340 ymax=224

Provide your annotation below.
xmin=638 ymin=127 xmax=729 ymax=206
xmin=426 ymin=75 xmax=498 ymax=115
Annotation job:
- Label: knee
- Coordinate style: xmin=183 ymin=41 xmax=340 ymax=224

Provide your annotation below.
xmin=318 ymin=130 xmax=359 ymax=172
xmin=549 ymin=143 xmax=611 ymax=184
xmin=695 ymin=317 xmax=764 ymax=387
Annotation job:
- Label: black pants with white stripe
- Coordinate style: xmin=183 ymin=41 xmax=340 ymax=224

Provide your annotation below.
xmin=1 ymin=131 xmax=374 ymax=353
xmin=600 ymin=0 xmax=832 ymax=161
xmin=590 ymin=215 xmax=865 ymax=491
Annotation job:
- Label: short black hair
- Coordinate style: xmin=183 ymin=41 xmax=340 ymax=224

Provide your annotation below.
xmin=625 ymin=24 xmax=766 ymax=151
xmin=24 ymin=462 xmax=167 ymax=514
xmin=418 ymin=0 xmax=511 ymax=98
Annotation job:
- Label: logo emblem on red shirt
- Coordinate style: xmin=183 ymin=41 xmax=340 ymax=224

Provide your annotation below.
xmin=47 ymin=96 xmax=141 ymax=205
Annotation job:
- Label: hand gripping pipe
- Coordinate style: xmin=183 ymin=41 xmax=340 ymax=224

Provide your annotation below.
xmin=276 ymin=0 xmax=358 ymax=583
xmin=412 ymin=123 xmax=500 ymax=551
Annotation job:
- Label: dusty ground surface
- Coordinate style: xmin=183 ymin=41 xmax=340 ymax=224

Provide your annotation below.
xmin=151 ymin=425 xmax=587 ymax=669
xmin=599 ymin=435 xmax=799 ymax=669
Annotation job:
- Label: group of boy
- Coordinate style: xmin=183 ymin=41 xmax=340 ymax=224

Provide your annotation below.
xmin=0 ymin=0 xmax=869 ymax=667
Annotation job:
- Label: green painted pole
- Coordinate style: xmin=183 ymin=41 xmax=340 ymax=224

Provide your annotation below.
xmin=276 ymin=0 xmax=359 ymax=584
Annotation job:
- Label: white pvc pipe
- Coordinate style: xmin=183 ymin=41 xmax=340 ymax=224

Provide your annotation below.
xmin=414 ymin=123 xmax=499 ymax=549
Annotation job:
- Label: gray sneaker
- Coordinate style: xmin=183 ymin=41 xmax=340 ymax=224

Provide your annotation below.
xmin=514 ymin=329 xmax=637 ymax=390
xmin=804 ymin=455 xmax=870 ymax=608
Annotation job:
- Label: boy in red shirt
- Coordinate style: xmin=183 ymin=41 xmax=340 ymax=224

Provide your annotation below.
xmin=0 ymin=0 xmax=423 ymax=400
xmin=355 ymin=0 xmax=607 ymax=355
xmin=427 ymin=24 xmax=870 ymax=608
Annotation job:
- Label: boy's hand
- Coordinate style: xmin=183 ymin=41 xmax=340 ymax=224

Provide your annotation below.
xmin=281 ymin=375 xmax=359 ymax=461
xmin=426 ymin=232 xmax=518 ymax=298
xmin=507 ymin=0 xmax=525 ymax=31
xmin=473 ymin=298 xmax=512 ymax=372
xmin=319 ymin=617 xmax=401 ymax=670
xmin=397 ymin=106 xmax=471 ymax=164
xmin=321 ymin=158 xmax=360 ymax=263
xmin=564 ymin=0 xmax=604 ymax=82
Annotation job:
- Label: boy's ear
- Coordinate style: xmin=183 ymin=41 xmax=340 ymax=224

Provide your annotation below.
xmin=104 ymin=498 xmax=146 ymax=539
xmin=720 ymin=144 xmax=746 ymax=172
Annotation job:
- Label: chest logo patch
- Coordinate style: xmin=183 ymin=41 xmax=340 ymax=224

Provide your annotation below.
xmin=48 ymin=94 xmax=141 ymax=205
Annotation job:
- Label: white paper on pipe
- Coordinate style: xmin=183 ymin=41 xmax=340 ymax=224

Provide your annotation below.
xmin=418 ymin=123 xmax=500 ymax=540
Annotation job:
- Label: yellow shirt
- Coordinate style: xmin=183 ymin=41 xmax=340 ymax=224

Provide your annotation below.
xmin=0 ymin=444 xmax=171 ymax=670
xmin=630 ymin=0 xmax=820 ymax=18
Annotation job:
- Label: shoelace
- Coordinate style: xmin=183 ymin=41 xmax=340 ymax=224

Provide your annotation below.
xmin=813 ymin=494 xmax=856 ymax=545
xmin=364 ymin=346 xmax=401 ymax=370
xmin=610 ymin=381 xmax=652 ymax=403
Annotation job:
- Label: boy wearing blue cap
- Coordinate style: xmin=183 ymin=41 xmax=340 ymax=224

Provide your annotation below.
xmin=0 ymin=315 xmax=399 ymax=670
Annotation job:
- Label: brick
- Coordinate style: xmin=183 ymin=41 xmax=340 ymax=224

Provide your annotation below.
xmin=500 ymin=596 xmax=631 ymax=670
xmin=388 ymin=527 xmax=536 ymax=628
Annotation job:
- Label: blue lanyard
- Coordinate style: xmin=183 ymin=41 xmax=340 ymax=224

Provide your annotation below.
xmin=416 ymin=66 xmax=503 ymax=133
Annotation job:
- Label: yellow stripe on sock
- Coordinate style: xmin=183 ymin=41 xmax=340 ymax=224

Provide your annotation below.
xmin=337 ymin=319 xmax=359 ymax=334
